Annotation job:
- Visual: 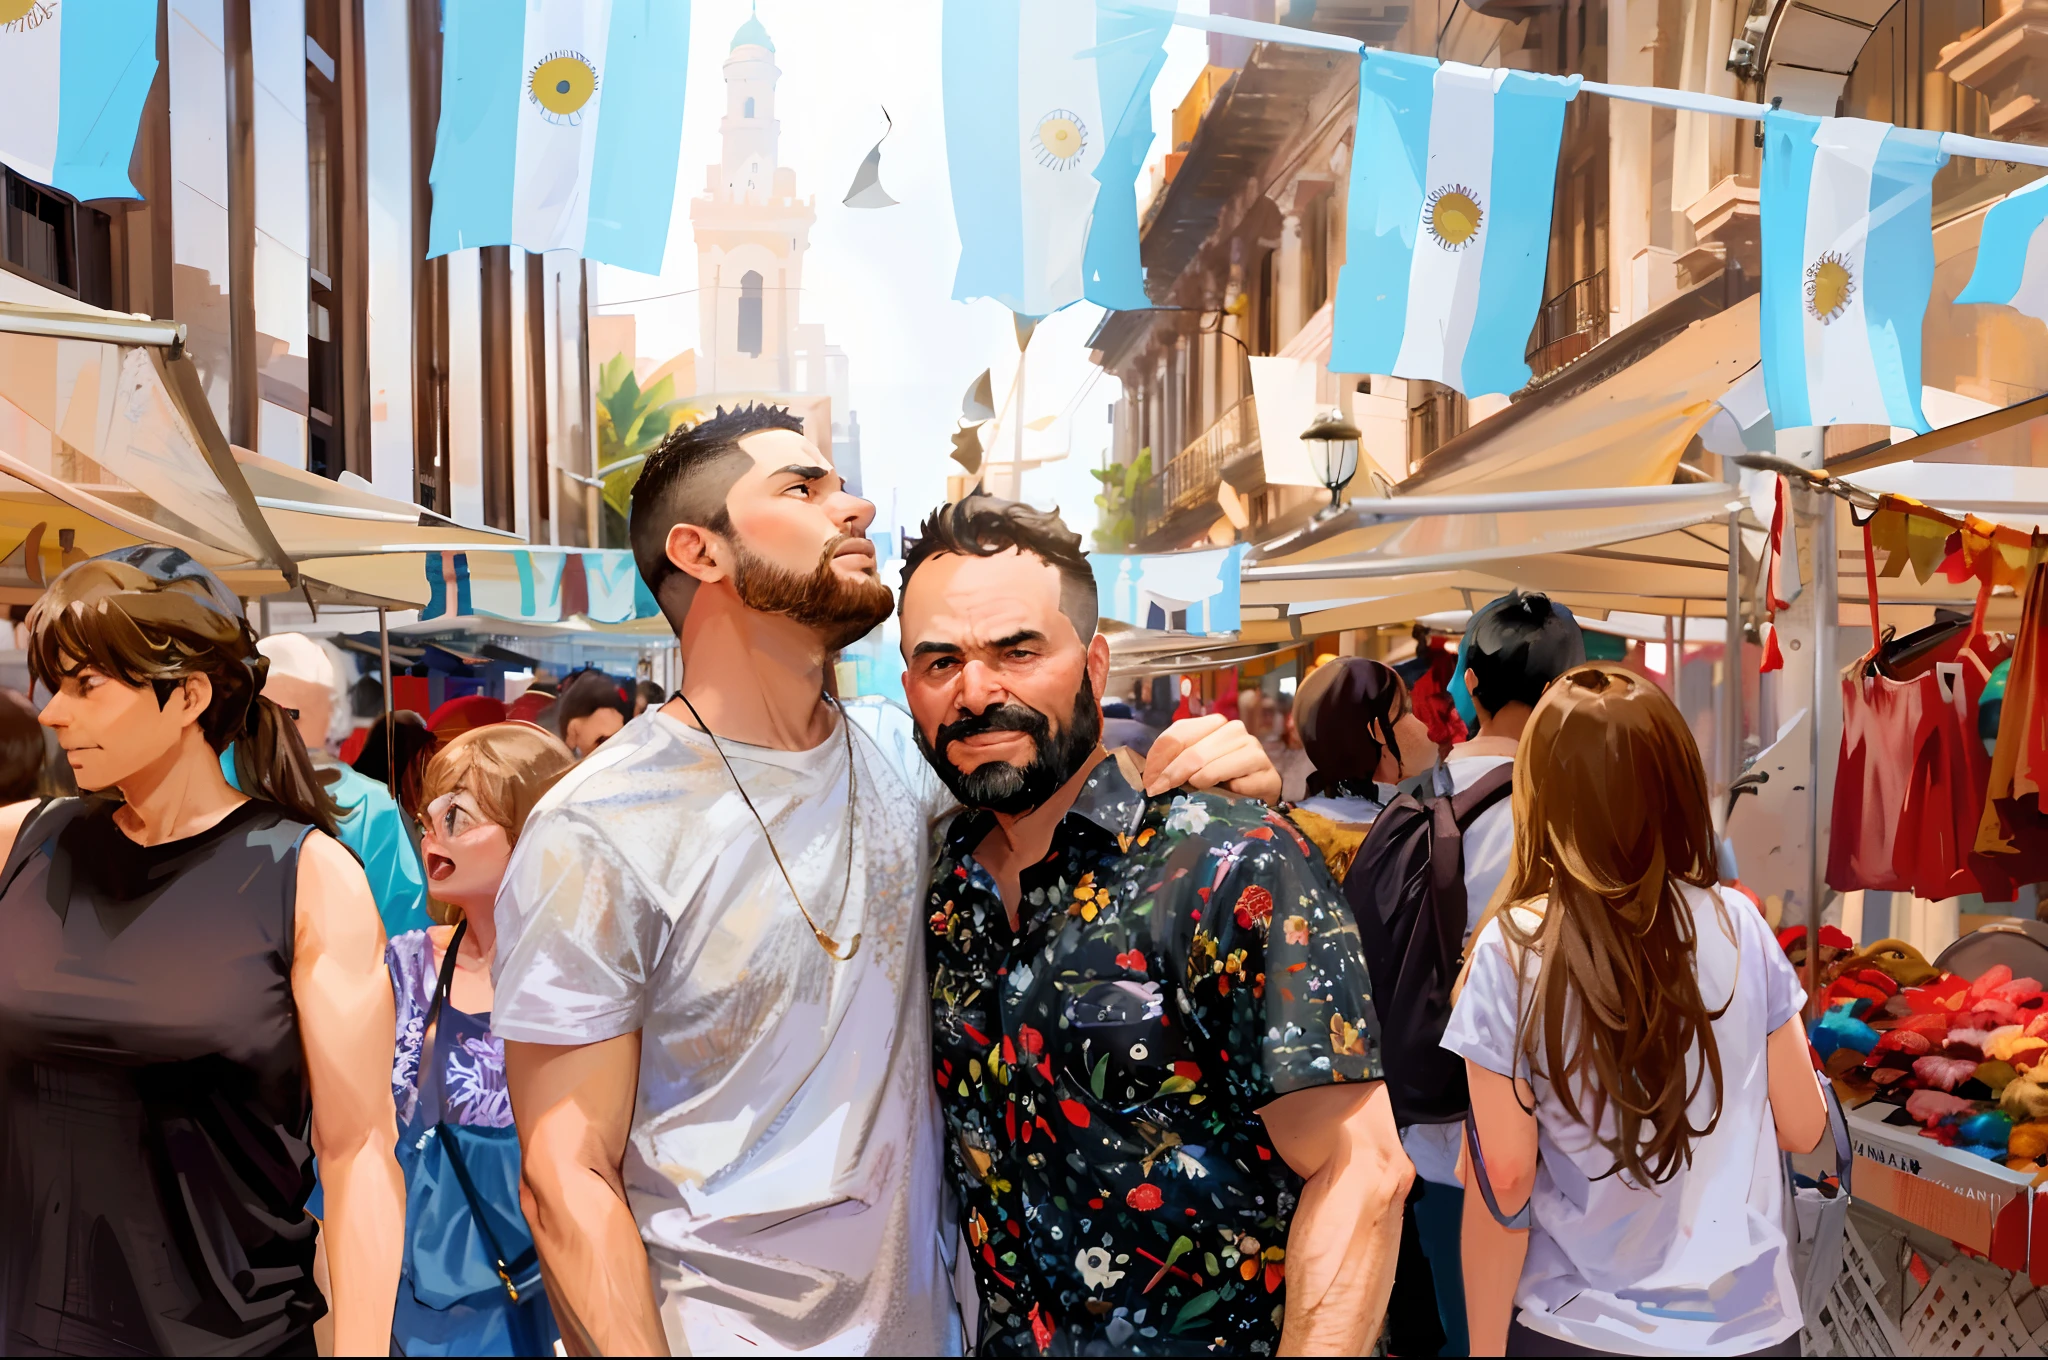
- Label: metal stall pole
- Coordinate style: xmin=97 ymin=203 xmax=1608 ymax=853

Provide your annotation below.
xmin=1805 ymin=493 xmax=1839 ymax=1009
xmin=1672 ymin=604 xmax=1685 ymax=706
xmin=1722 ymin=509 xmax=1743 ymax=804
xmin=379 ymin=607 xmax=395 ymax=792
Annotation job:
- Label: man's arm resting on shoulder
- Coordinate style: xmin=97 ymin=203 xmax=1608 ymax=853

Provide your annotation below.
xmin=1259 ymin=1081 xmax=1413 ymax=1356
xmin=505 ymin=1034 xmax=666 ymax=1356
xmin=1142 ymin=713 xmax=1281 ymax=802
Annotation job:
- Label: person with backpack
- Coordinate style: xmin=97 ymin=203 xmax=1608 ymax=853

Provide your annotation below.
xmin=1346 ymin=592 xmax=1587 ymax=1353
xmin=1446 ymin=664 xmax=1828 ymax=1356
xmin=1284 ymin=657 xmax=1432 ymax=881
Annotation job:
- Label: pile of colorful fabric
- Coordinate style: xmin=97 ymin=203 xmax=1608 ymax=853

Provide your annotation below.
xmin=1800 ymin=931 xmax=2048 ymax=1177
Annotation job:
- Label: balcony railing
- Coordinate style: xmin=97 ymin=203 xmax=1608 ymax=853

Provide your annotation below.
xmin=1525 ymin=269 xmax=1609 ymax=385
xmin=1134 ymin=397 xmax=1258 ymax=545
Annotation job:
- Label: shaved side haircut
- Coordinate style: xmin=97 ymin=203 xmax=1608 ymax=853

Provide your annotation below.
xmin=629 ymin=403 xmax=806 ymax=626
xmin=900 ymin=493 xmax=1099 ymax=639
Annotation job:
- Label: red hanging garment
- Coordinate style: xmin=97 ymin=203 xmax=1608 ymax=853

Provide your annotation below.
xmin=1829 ymin=524 xmax=2019 ymax=897
xmin=1894 ymin=601 xmax=2017 ymax=900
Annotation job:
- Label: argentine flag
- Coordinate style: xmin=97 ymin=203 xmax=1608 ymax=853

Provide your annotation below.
xmin=942 ymin=0 xmax=1172 ymax=317
xmin=1328 ymin=51 xmax=1580 ymax=397
xmin=1760 ymin=111 xmax=1947 ymax=432
xmin=0 ymin=0 xmax=157 ymax=201
xmin=1956 ymin=177 xmax=2048 ymax=324
xmin=427 ymin=0 xmax=689 ymax=274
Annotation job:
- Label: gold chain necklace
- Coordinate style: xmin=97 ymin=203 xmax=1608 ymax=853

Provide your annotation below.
xmin=676 ymin=693 xmax=861 ymax=961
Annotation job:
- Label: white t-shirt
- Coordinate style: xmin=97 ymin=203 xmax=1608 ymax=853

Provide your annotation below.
xmin=1404 ymin=752 xmax=1515 ymax=1185
xmin=492 ymin=708 xmax=960 ymax=1356
xmin=1441 ymin=882 xmax=1807 ymax=1358
xmin=1447 ymin=752 xmax=1516 ymax=937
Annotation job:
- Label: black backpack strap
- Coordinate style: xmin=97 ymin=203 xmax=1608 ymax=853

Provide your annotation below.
xmin=1448 ymin=762 xmax=1514 ymax=828
xmin=1424 ymin=764 xmax=1514 ymax=976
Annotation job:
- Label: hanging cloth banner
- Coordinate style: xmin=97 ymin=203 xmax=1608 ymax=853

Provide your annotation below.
xmin=1956 ymin=176 xmax=2048 ymax=325
xmin=941 ymin=0 xmax=1173 ymax=316
xmin=427 ymin=0 xmax=691 ymax=273
xmin=420 ymin=549 xmax=661 ymax=625
xmin=0 ymin=0 xmax=158 ymax=201
xmin=1090 ymin=544 xmax=1245 ymax=635
xmin=1760 ymin=111 xmax=1947 ymax=434
xmin=1328 ymin=52 xmax=1580 ymax=398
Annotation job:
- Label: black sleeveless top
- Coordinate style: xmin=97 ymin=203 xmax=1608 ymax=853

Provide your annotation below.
xmin=0 ymin=798 xmax=324 ymax=1357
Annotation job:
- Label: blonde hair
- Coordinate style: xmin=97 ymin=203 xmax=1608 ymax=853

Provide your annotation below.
xmin=419 ymin=721 xmax=575 ymax=924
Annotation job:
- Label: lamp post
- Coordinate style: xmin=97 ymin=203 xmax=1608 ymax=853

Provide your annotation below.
xmin=1301 ymin=408 xmax=1362 ymax=514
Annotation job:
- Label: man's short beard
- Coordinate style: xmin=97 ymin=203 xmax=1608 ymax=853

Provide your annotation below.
xmin=730 ymin=533 xmax=895 ymax=650
xmin=915 ymin=675 xmax=1102 ymax=816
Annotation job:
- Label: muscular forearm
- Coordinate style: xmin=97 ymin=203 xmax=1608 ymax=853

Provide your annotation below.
xmin=522 ymin=1163 xmax=665 ymax=1355
xmin=319 ymin=1137 xmax=405 ymax=1356
xmin=1460 ymin=1159 xmax=1529 ymax=1356
xmin=1275 ymin=1137 xmax=1411 ymax=1355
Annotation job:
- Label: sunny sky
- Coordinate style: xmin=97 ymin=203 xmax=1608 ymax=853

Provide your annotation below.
xmin=591 ymin=0 xmax=1211 ymax=549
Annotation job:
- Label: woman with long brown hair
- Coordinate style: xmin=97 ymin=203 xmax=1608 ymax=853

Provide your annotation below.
xmin=0 ymin=549 xmax=403 ymax=1356
xmin=1444 ymin=664 xmax=1828 ymax=1357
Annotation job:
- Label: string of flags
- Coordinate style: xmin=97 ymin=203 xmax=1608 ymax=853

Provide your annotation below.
xmin=0 ymin=0 xmax=158 ymax=202
xmin=5 ymin=0 xmax=2045 ymax=448
xmin=940 ymin=2 xmax=2048 ymax=436
xmin=427 ymin=0 xmax=692 ymax=274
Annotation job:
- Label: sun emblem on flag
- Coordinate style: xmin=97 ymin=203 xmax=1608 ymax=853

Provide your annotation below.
xmin=0 ymin=1 xmax=56 ymax=30
xmin=528 ymin=51 xmax=599 ymax=124
xmin=1031 ymin=109 xmax=1088 ymax=170
xmin=1805 ymin=251 xmax=1856 ymax=324
xmin=1425 ymin=184 xmax=1484 ymax=252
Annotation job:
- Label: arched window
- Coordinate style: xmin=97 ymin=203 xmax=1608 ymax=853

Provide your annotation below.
xmin=744 ymin=96 xmax=755 ymax=119
xmin=738 ymin=271 xmax=763 ymax=357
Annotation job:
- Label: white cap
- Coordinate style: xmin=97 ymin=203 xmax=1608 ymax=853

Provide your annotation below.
xmin=258 ymin=632 xmax=335 ymax=688
xmin=258 ymin=633 xmax=354 ymax=745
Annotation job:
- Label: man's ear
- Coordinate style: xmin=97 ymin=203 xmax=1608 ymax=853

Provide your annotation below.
xmin=176 ymin=674 xmax=213 ymax=729
xmin=1086 ymin=633 xmax=1111 ymax=704
xmin=666 ymin=522 xmax=731 ymax=586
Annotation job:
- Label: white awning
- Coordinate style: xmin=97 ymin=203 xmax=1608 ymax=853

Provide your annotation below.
xmin=0 ymin=301 xmax=525 ymax=609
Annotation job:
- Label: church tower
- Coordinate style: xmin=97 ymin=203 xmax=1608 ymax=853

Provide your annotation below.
xmin=690 ymin=8 xmax=815 ymax=395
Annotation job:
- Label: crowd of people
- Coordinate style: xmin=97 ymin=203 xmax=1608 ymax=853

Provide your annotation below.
xmin=0 ymin=403 xmax=1829 ymax=1360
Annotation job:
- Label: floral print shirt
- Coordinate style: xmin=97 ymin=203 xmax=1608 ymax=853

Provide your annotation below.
xmin=926 ymin=757 xmax=1384 ymax=1356
xmin=388 ymin=929 xmax=512 ymax=1131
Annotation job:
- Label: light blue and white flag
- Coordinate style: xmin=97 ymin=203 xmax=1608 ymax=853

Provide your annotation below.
xmin=1328 ymin=51 xmax=1579 ymax=397
xmin=1760 ymin=111 xmax=1947 ymax=432
xmin=1956 ymin=177 xmax=2048 ymax=324
xmin=428 ymin=0 xmax=689 ymax=273
xmin=0 ymin=0 xmax=157 ymax=201
xmin=942 ymin=0 xmax=1172 ymax=316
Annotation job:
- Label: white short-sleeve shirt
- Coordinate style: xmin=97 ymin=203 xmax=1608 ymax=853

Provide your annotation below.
xmin=491 ymin=706 xmax=959 ymax=1356
xmin=1442 ymin=882 xmax=1807 ymax=1358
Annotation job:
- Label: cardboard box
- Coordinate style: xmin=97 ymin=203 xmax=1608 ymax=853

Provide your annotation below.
xmin=1846 ymin=1103 xmax=2032 ymax=1274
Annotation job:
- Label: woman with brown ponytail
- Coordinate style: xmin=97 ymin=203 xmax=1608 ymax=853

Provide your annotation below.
xmin=1445 ymin=664 xmax=1829 ymax=1358
xmin=0 ymin=549 xmax=404 ymax=1357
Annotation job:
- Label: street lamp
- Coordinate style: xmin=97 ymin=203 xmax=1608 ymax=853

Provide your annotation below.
xmin=1300 ymin=408 xmax=1361 ymax=513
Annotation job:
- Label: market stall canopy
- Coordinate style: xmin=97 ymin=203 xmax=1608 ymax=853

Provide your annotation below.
xmin=0 ymin=300 xmax=529 ymax=610
xmin=1401 ymin=292 xmax=1760 ymax=495
xmin=1102 ymin=623 xmax=1296 ymax=681
xmin=233 ymin=449 xmax=522 ymax=608
xmin=0 ymin=303 xmax=288 ymax=572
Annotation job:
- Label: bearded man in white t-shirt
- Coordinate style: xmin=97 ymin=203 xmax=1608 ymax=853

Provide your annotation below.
xmin=489 ymin=404 xmax=1279 ymax=1356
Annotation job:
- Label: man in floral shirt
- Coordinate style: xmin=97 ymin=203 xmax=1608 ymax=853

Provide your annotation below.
xmin=899 ymin=495 xmax=1414 ymax=1357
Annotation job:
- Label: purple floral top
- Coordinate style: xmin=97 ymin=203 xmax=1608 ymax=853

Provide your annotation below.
xmin=388 ymin=929 xmax=513 ymax=1130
